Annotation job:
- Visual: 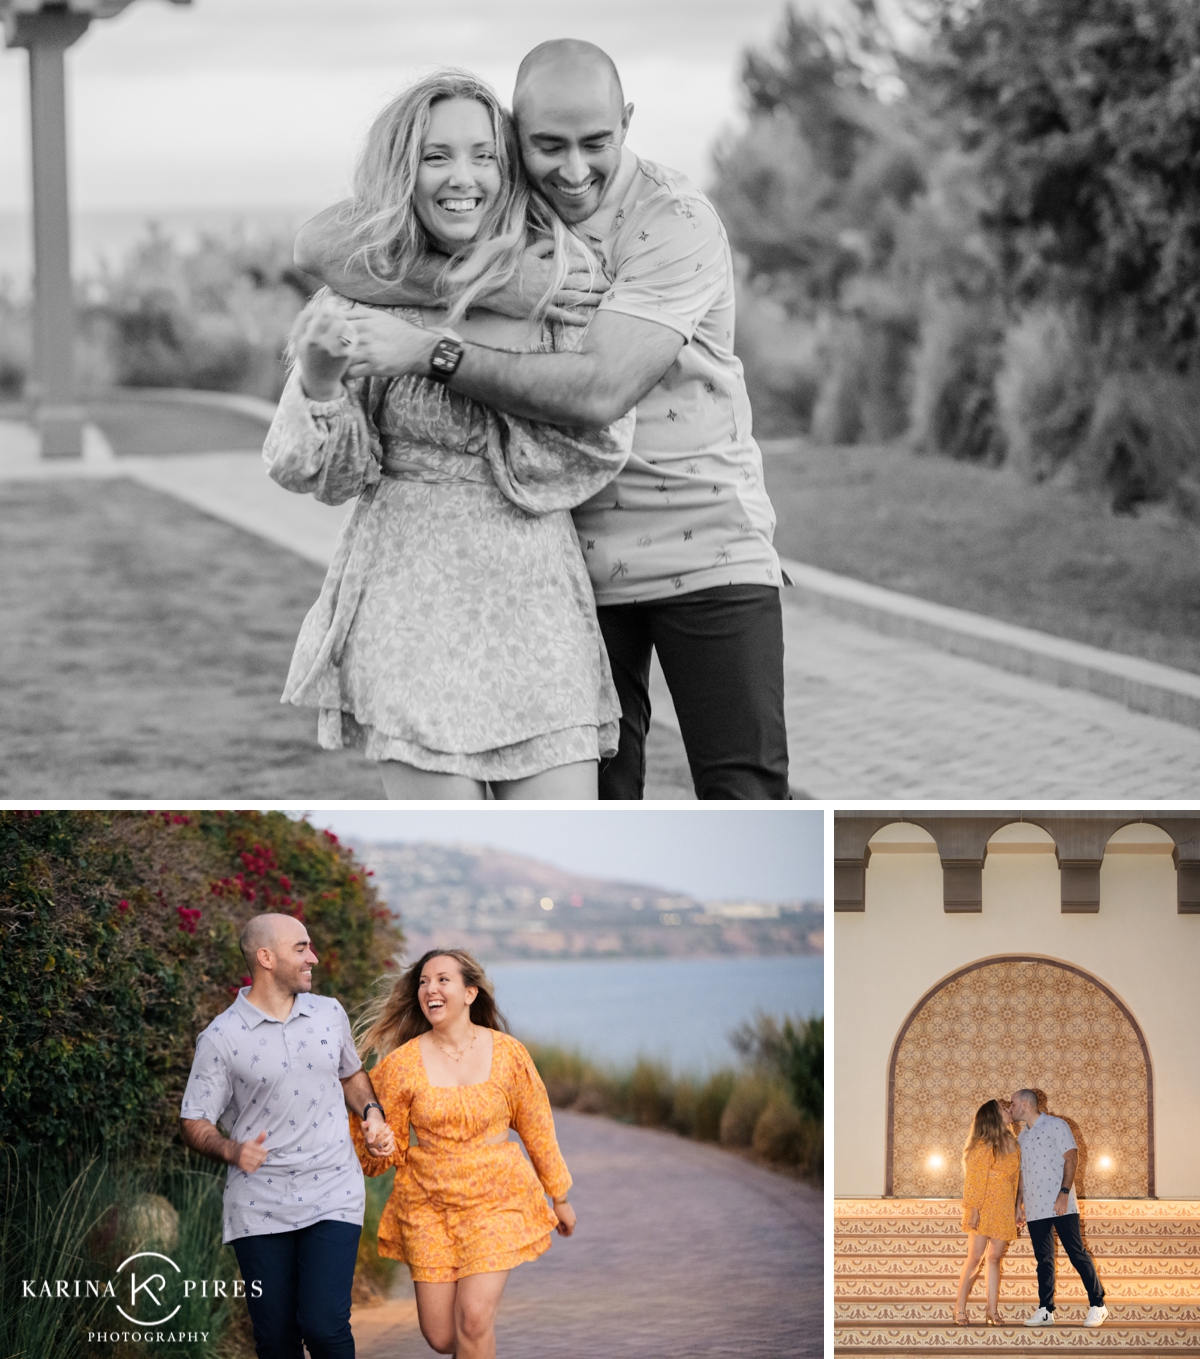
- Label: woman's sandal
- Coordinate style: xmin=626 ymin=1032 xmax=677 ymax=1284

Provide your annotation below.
xmin=954 ymin=1310 xmax=969 ymax=1326
xmin=985 ymin=1312 xmax=1003 ymax=1327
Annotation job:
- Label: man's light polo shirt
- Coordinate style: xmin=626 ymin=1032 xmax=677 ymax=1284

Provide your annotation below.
xmin=180 ymin=989 xmax=365 ymax=1243
xmin=572 ymin=150 xmax=785 ymax=604
xmin=1018 ymin=1114 xmax=1079 ymax=1223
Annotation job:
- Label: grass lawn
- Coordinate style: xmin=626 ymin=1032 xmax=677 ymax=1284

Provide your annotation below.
xmin=764 ymin=439 xmax=1200 ymax=676
xmin=0 ymin=476 xmax=694 ymax=799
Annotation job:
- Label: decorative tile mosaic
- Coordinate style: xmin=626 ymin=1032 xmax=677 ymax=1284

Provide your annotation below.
xmin=889 ymin=960 xmax=1150 ymax=1198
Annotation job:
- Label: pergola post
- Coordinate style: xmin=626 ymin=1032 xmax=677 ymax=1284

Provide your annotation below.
xmin=2 ymin=0 xmax=191 ymax=457
xmin=17 ymin=9 xmax=90 ymax=456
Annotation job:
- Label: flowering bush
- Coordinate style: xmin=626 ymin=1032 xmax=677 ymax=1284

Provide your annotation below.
xmin=0 ymin=810 xmax=402 ymax=1160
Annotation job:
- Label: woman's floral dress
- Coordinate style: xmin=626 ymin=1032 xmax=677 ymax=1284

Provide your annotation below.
xmin=961 ymin=1141 xmax=1021 ymax=1240
xmin=262 ymin=307 xmax=634 ymax=780
xmin=350 ymin=1031 xmax=571 ymax=1282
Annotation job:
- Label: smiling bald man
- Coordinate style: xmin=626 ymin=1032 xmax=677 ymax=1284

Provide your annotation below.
xmin=180 ymin=912 xmax=394 ymax=1359
xmin=295 ymin=40 xmax=790 ymax=800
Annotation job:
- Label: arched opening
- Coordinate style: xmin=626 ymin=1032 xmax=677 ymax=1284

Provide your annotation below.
xmin=885 ymin=956 xmax=1153 ymax=1197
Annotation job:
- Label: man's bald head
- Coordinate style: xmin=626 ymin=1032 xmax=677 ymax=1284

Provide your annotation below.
xmin=511 ymin=39 xmax=632 ymax=225
xmin=240 ymin=913 xmax=308 ymax=972
xmin=513 ymin=39 xmax=624 ymax=120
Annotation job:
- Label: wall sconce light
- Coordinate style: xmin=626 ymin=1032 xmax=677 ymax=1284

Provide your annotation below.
xmin=926 ymin=1153 xmax=945 ymax=1171
xmin=1097 ymin=1155 xmax=1114 ymax=1171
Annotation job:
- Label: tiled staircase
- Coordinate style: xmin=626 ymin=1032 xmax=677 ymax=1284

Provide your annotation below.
xmin=835 ymin=1198 xmax=1200 ymax=1353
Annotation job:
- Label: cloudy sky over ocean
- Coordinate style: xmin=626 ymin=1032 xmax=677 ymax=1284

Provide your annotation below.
xmin=1 ymin=0 xmax=792 ymax=216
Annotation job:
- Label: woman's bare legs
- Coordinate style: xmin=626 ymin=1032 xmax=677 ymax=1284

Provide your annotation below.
xmin=414 ymin=1272 xmax=510 ymax=1358
xmin=985 ymin=1238 xmax=1009 ymax=1319
xmin=379 ymin=762 xmax=486 ymax=800
xmin=492 ymin=760 xmax=598 ymax=800
xmin=955 ymin=1232 xmax=988 ymax=1320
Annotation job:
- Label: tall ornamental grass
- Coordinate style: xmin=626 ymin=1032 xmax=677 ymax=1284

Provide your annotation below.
xmin=526 ymin=1012 xmax=823 ymax=1182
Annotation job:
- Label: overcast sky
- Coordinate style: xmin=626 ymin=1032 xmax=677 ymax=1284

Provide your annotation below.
xmin=0 ymin=0 xmax=795 ymax=214
xmin=297 ymin=808 xmax=824 ymax=904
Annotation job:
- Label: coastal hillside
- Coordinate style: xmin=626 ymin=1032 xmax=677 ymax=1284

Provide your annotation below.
xmin=349 ymin=840 xmax=822 ymax=961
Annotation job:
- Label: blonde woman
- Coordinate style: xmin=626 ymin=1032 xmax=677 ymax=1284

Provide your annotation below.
xmin=954 ymin=1099 xmax=1021 ymax=1326
xmin=351 ymin=949 xmax=573 ymax=1359
xmin=263 ymin=70 xmax=632 ymax=800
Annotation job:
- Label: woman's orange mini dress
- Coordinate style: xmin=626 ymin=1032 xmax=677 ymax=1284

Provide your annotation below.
xmin=350 ymin=1030 xmax=571 ymax=1282
xmin=961 ymin=1141 xmax=1021 ymax=1241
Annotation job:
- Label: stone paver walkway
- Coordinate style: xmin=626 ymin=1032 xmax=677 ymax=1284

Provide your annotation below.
xmin=5 ymin=407 xmax=1198 ymax=797
xmin=350 ymin=1110 xmax=822 ymax=1359
xmin=780 ymin=600 xmax=1200 ymax=797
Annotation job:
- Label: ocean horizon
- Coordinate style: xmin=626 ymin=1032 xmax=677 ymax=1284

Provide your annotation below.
xmin=0 ymin=204 xmax=321 ymax=291
xmin=487 ymin=953 xmax=823 ymax=1074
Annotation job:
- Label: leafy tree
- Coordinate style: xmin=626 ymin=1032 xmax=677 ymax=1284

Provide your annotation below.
xmin=918 ymin=0 xmax=1200 ymax=365
xmin=729 ymin=1011 xmax=823 ymax=1120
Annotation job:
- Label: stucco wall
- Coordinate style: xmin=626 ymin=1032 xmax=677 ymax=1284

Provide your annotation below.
xmin=835 ymin=821 xmax=1200 ymax=1198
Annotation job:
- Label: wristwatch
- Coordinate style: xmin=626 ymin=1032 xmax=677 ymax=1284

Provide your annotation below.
xmin=362 ymin=1101 xmax=385 ymax=1122
xmin=428 ymin=336 xmax=464 ymax=382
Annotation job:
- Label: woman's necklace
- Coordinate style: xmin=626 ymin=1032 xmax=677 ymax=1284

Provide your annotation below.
xmin=430 ymin=1024 xmax=477 ymax=1063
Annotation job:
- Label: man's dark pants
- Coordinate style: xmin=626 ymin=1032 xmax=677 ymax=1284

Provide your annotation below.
xmin=597 ymin=583 xmax=790 ymax=800
xmin=232 ymin=1218 xmax=360 ymax=1359
xmin=1026 ymin=1213 xmax=1105 ymax=1312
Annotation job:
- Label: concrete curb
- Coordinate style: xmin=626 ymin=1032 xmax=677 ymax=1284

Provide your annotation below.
xmin=99 ymin=386 xmax=281 ymax=425
xmin=779 ymin=555 xmax=1200 ymax=730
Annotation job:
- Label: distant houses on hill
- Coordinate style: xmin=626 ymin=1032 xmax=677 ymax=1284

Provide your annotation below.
xmin=351 ymin=840 xmax=822 ymax=961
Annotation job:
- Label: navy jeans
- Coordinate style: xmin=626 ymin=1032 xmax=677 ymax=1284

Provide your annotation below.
xmin=1026 ymin=1213 xmax=1105 ymax=1311
xmin=597 ymin=583 xmax=790 ymax=800
xmin=232 ymin=1219 xmax=360 ymax=1359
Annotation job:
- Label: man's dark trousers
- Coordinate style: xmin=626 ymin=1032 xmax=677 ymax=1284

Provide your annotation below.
xmin=597 ymin=583 xmax=790 ymax=800
xmin=1026 ymin=1213 xmax=1105 ymax=1312
xmin=232 ymin=1218 xmax=360 ymax=1359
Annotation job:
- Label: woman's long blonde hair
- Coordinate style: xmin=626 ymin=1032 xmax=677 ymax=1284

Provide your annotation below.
xmin=962 ymin=1099 xmax=1019 ymax=1167
xmin=356 ymin=947 xmax=510 ymax=1062
xmin=337 ymin=69 xmax=595 ymax=325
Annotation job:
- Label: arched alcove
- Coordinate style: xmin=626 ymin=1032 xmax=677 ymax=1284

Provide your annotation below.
xmin=886 ymin=956 xmax=1153 ymax=1198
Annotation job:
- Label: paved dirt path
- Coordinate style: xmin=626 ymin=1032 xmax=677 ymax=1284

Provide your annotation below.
xmin=350 ymin=1110 xmax=823 ymax=1359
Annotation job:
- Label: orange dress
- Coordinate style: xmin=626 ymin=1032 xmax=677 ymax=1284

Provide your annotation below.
xmin=961 ymin=1141 xmax=1020 ymax=1241
xmin=351 ymin=1030 xmax=571 ymax=1282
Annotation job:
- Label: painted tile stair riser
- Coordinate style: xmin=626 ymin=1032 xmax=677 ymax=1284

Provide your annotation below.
xmin=835 ymin=1200 xmax=1200 ymax=1355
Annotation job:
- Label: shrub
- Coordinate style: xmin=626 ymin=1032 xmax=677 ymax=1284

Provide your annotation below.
xmin=752 ymin=1097 xmax=806 ymax=1162
xmin=354 ymin=1168 xmax=399 ymax=1305
xmin=719 ymin=1073 xmax=782 ymax=1148
xmin=730 ymin=1012 xmax=824 ymax=1122
xmin=670 ymin=1069 xmax=736 ymax=1141
xmin=1076 ymin=369 xmax=1200 ymax=518
xmin=88 ymin=225 xmax=311 ymax=400
xmin=0 ymin=285 xmax=29 ymax=400
xmin=908 ymin=296 xmax=1004 ymax=462
xmin=995 ymin=306 xmax=1098 ymax=483
xmin=811 ymin=310 xmax=913 ymax=446
xmin=0 ymin=810 xmax=401 ymax=1161
xmin=734 ymin=277 xmax=823 ymax=435
xmin=628 ymin=1058 xmax=675 ymax=1128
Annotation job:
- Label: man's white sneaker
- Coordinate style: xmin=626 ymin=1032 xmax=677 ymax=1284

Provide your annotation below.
xmin=1024 ymin=1307 xmax=1055 ymax=1327
xmin=1083 ymin=1306 xmax=1109 ymax=1328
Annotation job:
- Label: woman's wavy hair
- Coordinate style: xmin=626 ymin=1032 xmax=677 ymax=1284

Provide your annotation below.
xmin=356 ymin=947 xmax=510 ymax=1061
xmin=337 ymin=68 xmax=594 ymax=325
xmin=962 ymin=1098 xmax=1018 ymax=1167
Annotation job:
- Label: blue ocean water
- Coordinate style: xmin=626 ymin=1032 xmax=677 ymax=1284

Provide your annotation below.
xmin=487 ymin=954 xmax=823 ymax=1074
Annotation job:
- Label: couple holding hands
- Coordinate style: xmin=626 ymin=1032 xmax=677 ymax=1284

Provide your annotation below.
xmin=264 ymin=38 xmax=790 ymax=802
xmin=955 ymin=1090 xmax=1108 ymax=1329
xmin=181 ymin=913 xmax=570 ymax=1359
